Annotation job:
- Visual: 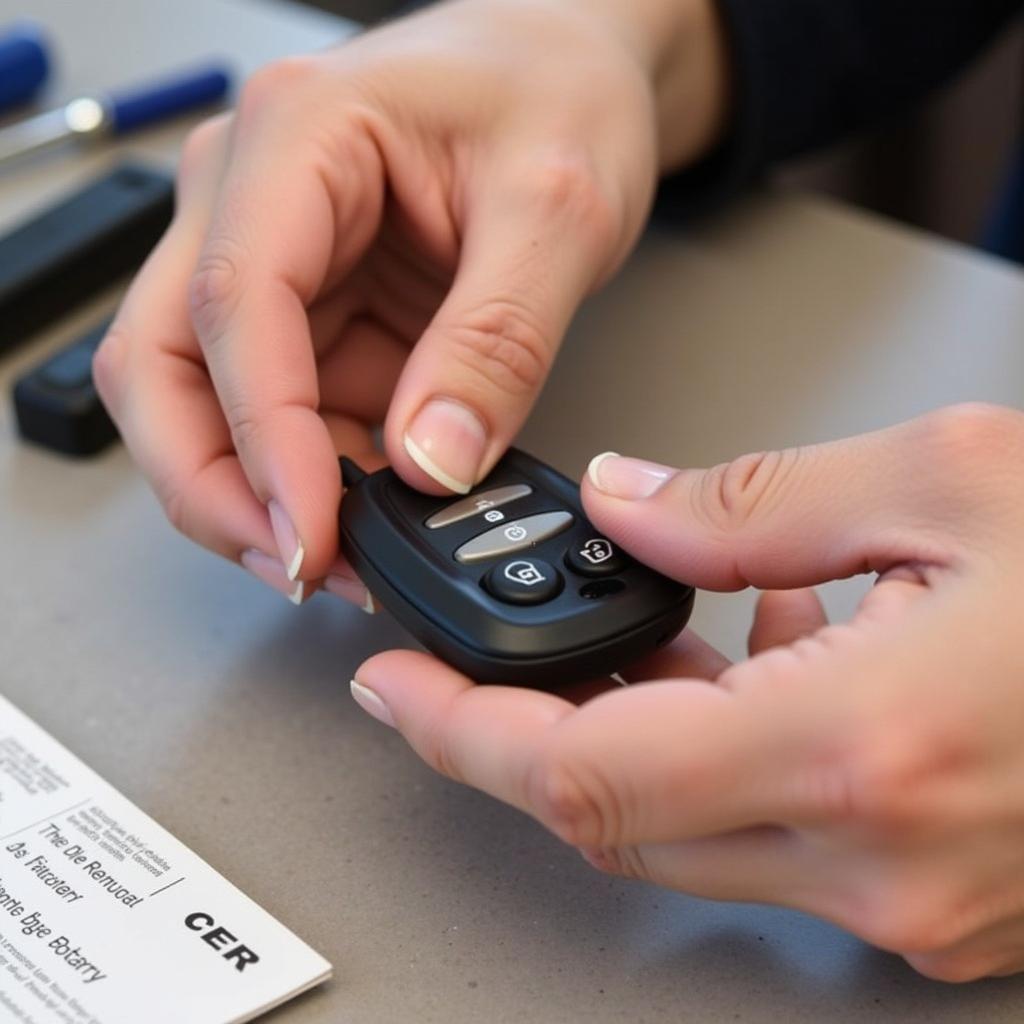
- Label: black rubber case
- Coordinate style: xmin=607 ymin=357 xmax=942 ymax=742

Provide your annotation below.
xmin=338 ymin=449 xmax=694 ymax=687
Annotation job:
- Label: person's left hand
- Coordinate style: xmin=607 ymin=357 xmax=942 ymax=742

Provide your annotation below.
xmin=350 ymin=404 xmax=1024 ymax=982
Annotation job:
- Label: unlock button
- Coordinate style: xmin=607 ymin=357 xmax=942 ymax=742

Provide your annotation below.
xmin=565 ymin=536 xmax=629 ymax=577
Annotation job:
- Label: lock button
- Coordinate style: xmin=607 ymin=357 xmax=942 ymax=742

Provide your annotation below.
xmin=485 ymin=557 xmax=564 ymax=605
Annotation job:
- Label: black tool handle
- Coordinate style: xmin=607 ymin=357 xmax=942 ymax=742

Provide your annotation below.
xmin=13 ymin=318 xmax=119 ymax=456
xmin=0 ymin=162 xmax=173 ymax=355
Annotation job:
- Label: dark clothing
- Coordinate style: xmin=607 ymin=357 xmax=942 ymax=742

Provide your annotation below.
xmin=659 ymin=0 xmax=1023 ymax=249
xmin=985 ymin=139 xmax=1024 ymax=260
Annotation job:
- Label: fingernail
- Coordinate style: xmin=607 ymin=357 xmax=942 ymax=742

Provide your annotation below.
xmin=403 ymin=398 xmax=487 ymax=494
xmin=268 ymin=499 xmax=304 ymax=580
xmin=587 ymin=453 xmax=676 ymax=499
xmin=325 ymin=574 xmax=376 ymax=614
xmin=350 ymin=679 xmax=395 ymax=728
xmin=241 ymin=548 xmax=307 ymax=605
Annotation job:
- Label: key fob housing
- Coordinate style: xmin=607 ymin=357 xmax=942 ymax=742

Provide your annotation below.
xmin=338 ymin=449 xmax=694 ymax=687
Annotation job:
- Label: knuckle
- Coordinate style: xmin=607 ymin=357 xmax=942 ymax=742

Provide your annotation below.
xmin=188 ymin=243 xmax=244 ymax=338
xmin=448 ymin=300 xmax=552 ymax=399
xmin=917 ymin=402 xmax=1024 ymax=477
xmin=222 ymin=399 xmax=262 ymax=456
xmin=91 ymin=324 xmax=129 ymax=412
xmin=814 ymin=727 xmax=923 ymax=834
xmin=816 ymin=714 xmax=974 ymax=834
xmin=179 ymin=117 xmax=224 ymax=180
xmin=694 ymin=448 xmax=799 ymax=534
xmin=162 ymin=490 xmax=189 ymax=538
xmin=525 ymin=748 xmax=615 ymax=847
xmin=155 ymin=472 xmax=193 ymax=540
xmin=523 ymin=153 xmax=620 ymax=252
xmin=236 ymin=56 xmax=317 ymax=122
xmin=819 ymin=749 xmax=916 ymax=835
xmin=905 ymin=403 xmax=1024 ymax=537
xmin=426 ymin=718 xmax=466 ymax=786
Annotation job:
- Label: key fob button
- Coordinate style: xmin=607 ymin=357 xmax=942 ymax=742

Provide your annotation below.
xmin=485 ymin=558 xmax=564 ymax=605
xmin=565 ymin=536 xmax=629 ymax=577
xmin=454 ymin=510 xmax=574 ymax=564
xmin=425 ymin=483 xmax=533 ymax=529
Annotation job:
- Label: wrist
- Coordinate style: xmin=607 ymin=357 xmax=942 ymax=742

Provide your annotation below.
xmin=556 ymin=0 xmax=731 ymax=173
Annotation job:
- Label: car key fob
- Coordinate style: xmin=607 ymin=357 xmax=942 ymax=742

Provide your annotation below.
xmin=338 ymin=448 xmax=695 ymax=687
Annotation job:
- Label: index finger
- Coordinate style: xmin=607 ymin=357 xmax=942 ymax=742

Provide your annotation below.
xmin=353 ymin=648 xmax=826 ymax=848
xmin=188 ymin=68 xmax=385 ymax=578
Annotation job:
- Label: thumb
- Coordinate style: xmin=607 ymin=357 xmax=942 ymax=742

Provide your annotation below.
xmin=384 ymin=161 xmax=622 ymax=494
xmin=580 ymin=414 xmax=970 ymax=591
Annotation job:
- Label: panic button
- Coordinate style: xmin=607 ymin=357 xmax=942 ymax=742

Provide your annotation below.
xmin=454 ymin=511 xmax=573 ymax=564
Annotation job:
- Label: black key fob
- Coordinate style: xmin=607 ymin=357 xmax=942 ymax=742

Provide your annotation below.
xmin=338 ymin=449 xmax=695 ymax=687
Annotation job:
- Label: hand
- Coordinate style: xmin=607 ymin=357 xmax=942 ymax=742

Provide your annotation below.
xmin=92 ymin=0 xmax=728 ymax=605
xmin=352 ymin=403 xmax=1024 ymax=982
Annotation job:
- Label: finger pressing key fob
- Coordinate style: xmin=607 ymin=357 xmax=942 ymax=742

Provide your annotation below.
xmin=338 ymin=448 xmax=695 ymax=687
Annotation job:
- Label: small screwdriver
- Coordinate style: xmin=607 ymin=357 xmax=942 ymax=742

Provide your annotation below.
xmin=0 ymin=61 xmax=231 ymax=170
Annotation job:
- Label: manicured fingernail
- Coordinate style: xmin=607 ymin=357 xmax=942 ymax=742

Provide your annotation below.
xmin=325 ymin=574 xmax=376 ymax=614
xmin=241 ymin=548 xmax=307 ymax=605
xmin=587 ymin=453 xmax=676 ymax=499
xmin=586 ymin=452 xmax=619 ymax=488
xmin=350 ymin=679 xmax=395 ymax=728
xmin=268 ymin=499 xmax=304 ymax=580
xmin=403 ymin=398 xmax=487 ymax=494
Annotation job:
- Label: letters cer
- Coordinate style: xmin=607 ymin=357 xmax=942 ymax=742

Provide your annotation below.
xmin=185 ymin=911 xmax=260 ymax=972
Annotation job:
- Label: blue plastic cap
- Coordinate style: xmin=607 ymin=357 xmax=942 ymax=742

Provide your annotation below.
xmin=0 ymin=20 xmax=51 ymax=114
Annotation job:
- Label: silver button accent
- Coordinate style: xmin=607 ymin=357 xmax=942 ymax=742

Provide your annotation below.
xmin=425 ymin=484 xmax=533 ymax=529
xmin=455 ymin=511 xmax=574 ymax=564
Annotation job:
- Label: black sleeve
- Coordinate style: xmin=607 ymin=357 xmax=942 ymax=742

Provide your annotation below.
xmin=658 ymin=0 xmax=1023 ymax=220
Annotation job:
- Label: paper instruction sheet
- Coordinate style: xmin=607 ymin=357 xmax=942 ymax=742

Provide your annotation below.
xmin=0 ymin=693 xmax=331 ymax=1024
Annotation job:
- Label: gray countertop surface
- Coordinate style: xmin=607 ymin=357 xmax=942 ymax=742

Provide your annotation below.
xmin=2 ymin=1 xmax=1024 ymax=1021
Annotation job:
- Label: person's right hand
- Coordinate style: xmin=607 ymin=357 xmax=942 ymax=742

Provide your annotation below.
xmin=354 ymin=403 xmax=1024 ymax=982
xmin=92 ymin=0 xmax=728 ymax=605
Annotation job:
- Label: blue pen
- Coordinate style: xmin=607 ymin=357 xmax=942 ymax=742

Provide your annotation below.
xmin=0 ymin=61 xmax=231 ymax=169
